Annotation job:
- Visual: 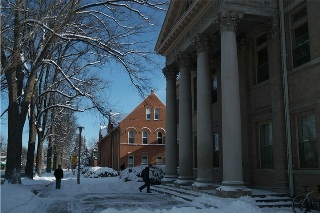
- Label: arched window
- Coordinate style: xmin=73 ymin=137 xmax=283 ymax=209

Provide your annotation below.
xmin=142 ymin=131 xmax=148 ymax=144
xmin=128 ymin=131 xmax=134 ymax=144
xmin=157 ymin=132 xmax=163 ymax=144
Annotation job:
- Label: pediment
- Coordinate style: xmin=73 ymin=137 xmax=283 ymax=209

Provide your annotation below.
xmin=155 ymin=0 xmax=195 ymax=53
xmin=155 ymin=0 xmax=211 ymax=56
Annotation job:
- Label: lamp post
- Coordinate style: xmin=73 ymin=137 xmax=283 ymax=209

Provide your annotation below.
xmin=77 ymin=126 xmax=84 ymax=184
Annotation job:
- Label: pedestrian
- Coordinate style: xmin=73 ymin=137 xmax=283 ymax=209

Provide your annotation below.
xmin=120 ymin=162 xmax=125 ymax=171
xmin=139 ymin=164 xmax=152 ymax=193
xmin=54 ymin=165 xmax=64 ymax=189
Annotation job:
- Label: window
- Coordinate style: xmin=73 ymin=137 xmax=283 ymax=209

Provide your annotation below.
xmin=256 ymin=33 xmax=269 ymax=83
xmin=212 ymin=76 xmax=218 ymax=103
xmin=128 ymin=131 xmax=134 ymax=144
xmin=156 ymin=156 xmax=163 ymax=165
xmin=259 ymin=122 xmax=273 ymax=168
xmin=146 ymin=108 xmax=151 ymax=120
xmin=142 ymin=131 xmax=148 ymax=144
xmin=297 ymin=114 xmax=318 ymax=168
xmin=157 ymin=132 xmax=163 ymax=144
xmin=154 ymin=108 xmax=160 ymax=120
xmin=213 ymin=133 xmax=219 ymax=167
xmin=128 ymin=156 xmax=134 ymax=167
xmin=142 ymin=156 xmax=148 ymax=165
xmin=291 ymin=7 xmax=310 ymax=68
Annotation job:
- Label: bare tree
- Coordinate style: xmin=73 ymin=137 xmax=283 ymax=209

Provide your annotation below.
xmin=1 ymin=0 xmax=167 ymax=183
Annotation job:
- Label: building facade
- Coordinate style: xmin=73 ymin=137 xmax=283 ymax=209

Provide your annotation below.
xmin=156 ymin=0 xmax=320 ymax=197
xmin=97 ymin=90 xmax=166 ymax=171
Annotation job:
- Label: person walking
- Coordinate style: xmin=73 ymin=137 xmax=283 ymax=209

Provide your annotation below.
xmin=120 ymin=162 xmax=125 ymax=171
xmin=139 ymin=164 xmax=152 ymax=193
xmin=54 ymin=165 xmax=64 ymax=189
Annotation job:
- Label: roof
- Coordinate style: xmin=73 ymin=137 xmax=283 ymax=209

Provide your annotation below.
xmin=109 ymin=112 xmax=128 ymax=127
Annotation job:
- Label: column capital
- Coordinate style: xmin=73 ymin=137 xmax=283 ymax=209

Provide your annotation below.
xmin=214 ymin=11 xmax=243 ymax=32
xmin=192 ymin=34 xmax=214 ymax=52
xmin=176 ymin=52 xmax=194 ymax=68
xmin=163 ymin=67 xmax=177 ymax=80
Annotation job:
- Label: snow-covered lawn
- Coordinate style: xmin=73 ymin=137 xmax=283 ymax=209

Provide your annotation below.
xmin=1 ymin=166 xmax=293 ymax=213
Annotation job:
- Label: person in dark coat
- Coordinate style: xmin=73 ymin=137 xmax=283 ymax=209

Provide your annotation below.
xmin=120 ymin=162 xmax=125 ymax=171
xmin=54 ymin=165 xmax=64 ymax=189
xmin=139 ymin=164 xmax=152 ymax=193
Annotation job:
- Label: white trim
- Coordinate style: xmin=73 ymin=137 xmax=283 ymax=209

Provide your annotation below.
xmin=154 ymin=127 xmax=166 ymax=134
xmin=125 ymin=127 xmax=138 ymax=133
xmin=142 ymin=131 xmax=148 ymax=144
xmin=146 ymin=108 xmax=151 ymax=120
xmin=154 ymin=108 xmax=160 ymax=120
xmin=140 ymin=127 xmax=151 ymax=133
xmin=128 ymin=131 xmax=135 ymax=144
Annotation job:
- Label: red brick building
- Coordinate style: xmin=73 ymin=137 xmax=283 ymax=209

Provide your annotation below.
xmin=97 ymin=90 xmax=166 ymax=171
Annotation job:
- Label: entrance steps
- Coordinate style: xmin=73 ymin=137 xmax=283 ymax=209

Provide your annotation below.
xmin=152 ymin=184 xmax=292 ymax=209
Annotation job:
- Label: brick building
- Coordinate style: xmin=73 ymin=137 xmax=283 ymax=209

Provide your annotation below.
xmin=97 ymin=90 xmax=166 ymax=171
xmin=156 ymin=0 xmax=320 ymax=197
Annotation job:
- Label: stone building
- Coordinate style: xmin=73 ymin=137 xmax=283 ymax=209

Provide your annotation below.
xmin=156 ymin=0 xmax=320 ymax=197
xmin=97 ymin=90 xmax=166 ymax=171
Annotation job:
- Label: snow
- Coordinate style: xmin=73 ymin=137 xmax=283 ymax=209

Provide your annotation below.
xmin=1 ymin=167 xmax=293 ymax=213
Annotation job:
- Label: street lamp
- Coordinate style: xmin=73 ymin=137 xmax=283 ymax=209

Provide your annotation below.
xmin=77 ymin=126 xmax=84 ymax=184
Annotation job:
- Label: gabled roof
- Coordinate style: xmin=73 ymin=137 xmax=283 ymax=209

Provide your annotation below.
xmin=124 ymin=89 xmax=165 ymax=119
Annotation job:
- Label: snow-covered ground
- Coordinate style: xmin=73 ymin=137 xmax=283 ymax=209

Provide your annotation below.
xmin=1 ymin=167 xmax=294 ymax=213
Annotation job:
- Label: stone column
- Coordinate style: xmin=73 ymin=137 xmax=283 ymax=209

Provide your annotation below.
xmin=162 ymin=66 xmax=178 ymax=183
xmin=193 ymin=34 xmax=214 ymax=187
xmin=175 ymin=53 xmax=194 ymax=186
xmin=215 ymin=11 xmax=246 ymax=189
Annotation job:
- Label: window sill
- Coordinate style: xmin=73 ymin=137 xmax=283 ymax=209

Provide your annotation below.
xmin=289 ymin=57 xmax=320 ymax=75
xmin=293 ymin=169 xmax=320 ymax=174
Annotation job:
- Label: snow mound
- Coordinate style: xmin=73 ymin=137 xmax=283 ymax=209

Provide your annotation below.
xmin=82 ymin=166 xmax=118 ymax=178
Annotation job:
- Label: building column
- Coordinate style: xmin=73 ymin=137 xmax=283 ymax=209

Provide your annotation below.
xmin=193 ymin=34 xmax=214 ymax=187
xmin=215 ymin=11 xmax=247 ymax=189
xmin=162 ymin=66 xmax=178 ymax=183
xmin=175 ymin=53 xmax=194 ymax=185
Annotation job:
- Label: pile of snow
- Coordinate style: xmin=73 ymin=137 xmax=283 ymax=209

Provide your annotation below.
xmin=82 ymin=166 xmax=118 ymax=178
xmin=119 ymin=165 xmax=165 ymax=185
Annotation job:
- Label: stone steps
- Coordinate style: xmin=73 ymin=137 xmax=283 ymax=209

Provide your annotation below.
xmin=152 ymin=185 xmax=218 ymax=208
xmin=152 ymin=184 xmax=293 ymax=209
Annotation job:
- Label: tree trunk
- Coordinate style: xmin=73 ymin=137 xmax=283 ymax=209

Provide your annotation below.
xmin=25 ymin=99 xmax=37 ymax=179
xmin=35 ymin=130 xmax=44 ymax=176
xmin=5 ymin=102 xmax=24 ymax=184
xmin=53 ymin=145 xmax=57 ymax=170
xmin=46 ymin=138 xmax=53 ymax=173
